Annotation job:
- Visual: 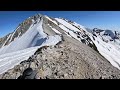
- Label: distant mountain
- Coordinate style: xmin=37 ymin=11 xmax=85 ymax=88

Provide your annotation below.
xmin=85 ymin=28 xmax=93 ymax=33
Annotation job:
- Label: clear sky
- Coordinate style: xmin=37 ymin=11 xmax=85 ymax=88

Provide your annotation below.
xmin=0 ymin=11 xmax=120 ymax=37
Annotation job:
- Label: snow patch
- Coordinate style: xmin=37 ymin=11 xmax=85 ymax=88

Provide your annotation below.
xmin=45 ymin=15 xmax=58 ymax=25
xmin=55 ymin=18 xmax=80 ymax=32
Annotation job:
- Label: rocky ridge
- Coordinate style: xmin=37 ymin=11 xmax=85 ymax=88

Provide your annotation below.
xmin=1 ymin=35 xmax=120 ymax=79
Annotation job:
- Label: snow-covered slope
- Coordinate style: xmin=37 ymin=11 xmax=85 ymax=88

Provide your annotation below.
xmin=89 ymin=29 xmax=120 ymax=69
xmin=55 ymin=18 xmax=92 ymax=43
xmin=0 ymin=15 xmax=61 ymax=74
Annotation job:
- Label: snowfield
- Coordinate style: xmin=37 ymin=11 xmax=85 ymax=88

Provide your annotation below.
xmin=0 ymin=46 xmax=39 ymax=74
xmin=55 ymin=18 xmax=84 ymax=42
xmin=51 ymin=28 xmax=62 ymax=34
xmin=55 ymin=18 xmax=80 ymax=32
xmin=89 ymin=32 xmax=120 ymax=70
xmin=0 ymin=17 xmax=61 ymax=74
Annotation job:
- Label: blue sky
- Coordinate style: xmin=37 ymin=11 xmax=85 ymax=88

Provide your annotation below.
xmin=0 ymin=11 xmax=120 ymax=37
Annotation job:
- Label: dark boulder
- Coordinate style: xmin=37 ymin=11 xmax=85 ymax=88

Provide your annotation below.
xmin=17 ymin=68 xmax=37 ymax=79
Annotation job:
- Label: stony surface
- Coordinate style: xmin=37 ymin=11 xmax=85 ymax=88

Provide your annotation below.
xmin=1 ymin=35 xmax=120 ymax=79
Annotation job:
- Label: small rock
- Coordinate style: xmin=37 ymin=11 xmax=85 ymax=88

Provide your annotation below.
xmin=15 ymin=72 xmax=21 ymax=79
xmin=35 ymin=69 xmax=43 ymax=79
xmin=57 ymin=65 xmax=61 ymax=71
xmin=20 ymin=66 xmax=24 ymax=72
xmin=14 ymin=65 xmax=20 ymax=72
xmin=51 ymin=67 xmax=56 ymax=71
xmin=23 ymin=68 xmax=33 ymax=76
xmin=36 ymin=55 xmax=41 ymax=60
xmin=10 ymin=73 xmax=17 ymax=79
xmin=23 ymin=64 xmax=29 ymax=68
xmin=64 ymin=73 xmax=68 ymax=77
xmin=43 ymin=68 xmax=52 ymax=77
xmin=43 ymin=65 xmax=47 ymax=69
xmin=64 ymin=60 xmax=68 ymax=64
xmin=30 ymin=62 xmax=37 ymax=69
xmin=35 ymin=73 xmax=41 ymax=79
xmin=57 ymin=71 xmax=64 ymax=77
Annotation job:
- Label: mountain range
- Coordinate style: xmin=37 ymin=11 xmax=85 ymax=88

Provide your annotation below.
xmin=0 ymin=14 xmax=120 ymax=79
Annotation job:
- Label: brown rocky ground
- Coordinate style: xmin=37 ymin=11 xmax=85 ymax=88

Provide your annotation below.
xmin=0 ymin=35 xmax=120 ymax=79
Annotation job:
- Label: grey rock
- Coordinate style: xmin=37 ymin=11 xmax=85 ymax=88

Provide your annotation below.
xmin=30 ymin=62 xmax=37 ymax=69
xmin=17 ymin=68 xmax=37 ymax=79
xmin=43 ymin=68 xmax=52 ymax=77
